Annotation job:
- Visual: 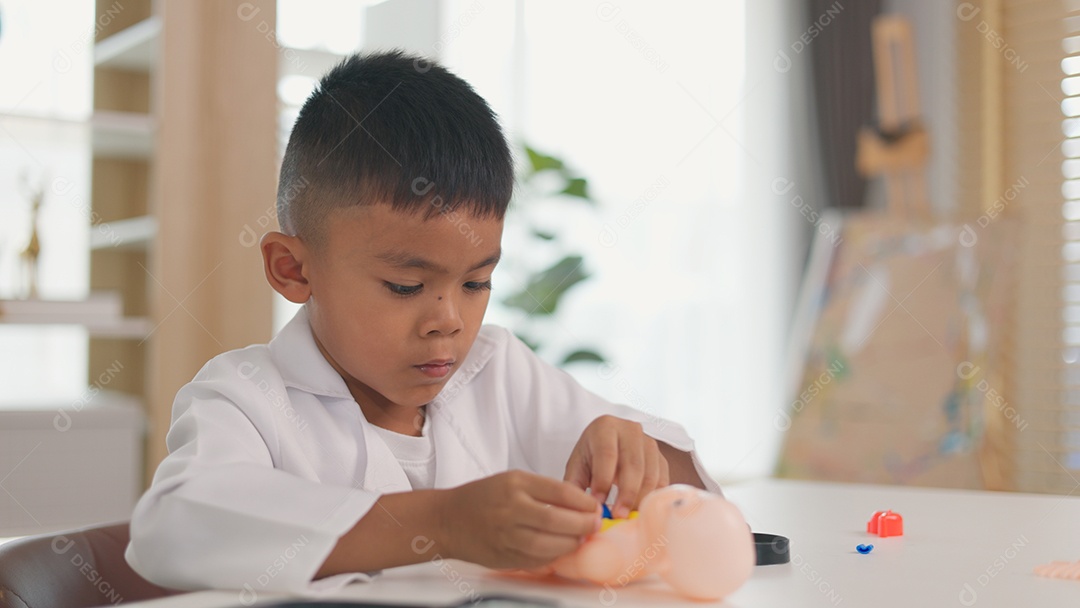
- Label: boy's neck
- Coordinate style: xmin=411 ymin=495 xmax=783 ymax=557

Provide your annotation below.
xmin=309 ymin=328 xmax=425 ymax=436
xmin=359 ymin=399 xmax=425 ymax=437
xmin=339 ymin=375 xmax=425 ymax=436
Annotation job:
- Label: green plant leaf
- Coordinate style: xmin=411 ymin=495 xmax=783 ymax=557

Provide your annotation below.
xmin=515 ymin=333 xmax=541 ymax=352
xmin=525 ymin=145 xmax=564 ymax=174
xmin=559 ymin=177 xmax=592 ymax=201
xmin=531 ymin=229 xmax=556 ymax=240
xmin=502 ymin=255 xmax=588 ymax=316
xmin=561 ymin=349 xmax=605 ymax=365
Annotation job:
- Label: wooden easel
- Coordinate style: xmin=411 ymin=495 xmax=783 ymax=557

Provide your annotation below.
xmin=855 ymin=15 xmax=1013 ymax=490
xmin=856 ymin=16 xmax=931 ymax=219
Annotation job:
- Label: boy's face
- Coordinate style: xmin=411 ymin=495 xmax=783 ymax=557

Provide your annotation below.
xmin=303 ymin=204 xmax=503 ymax=412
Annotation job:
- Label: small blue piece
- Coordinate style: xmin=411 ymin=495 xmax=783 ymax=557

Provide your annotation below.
xmin=856 ymin=544 xmax=874 ymax=554
xmin=601 ymin=504 xmax=613 ymax=519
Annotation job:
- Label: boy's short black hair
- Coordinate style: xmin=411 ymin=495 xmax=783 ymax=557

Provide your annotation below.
xmin=276 ymin=50 xmax=514 ymax=244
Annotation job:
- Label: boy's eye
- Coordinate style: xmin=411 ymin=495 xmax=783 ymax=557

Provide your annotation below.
xmin=464 ymin=280 xmax=492 ymax=293
xmin=385 ymin=282 xmax=422 ymax=297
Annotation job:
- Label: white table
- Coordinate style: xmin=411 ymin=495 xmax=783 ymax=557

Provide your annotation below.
xmin=124 ymin=479 xmax=1080 ymax=608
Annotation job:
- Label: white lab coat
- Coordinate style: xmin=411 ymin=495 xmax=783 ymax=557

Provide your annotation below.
xmin=125 ymin=305 xmax=721 ymax=595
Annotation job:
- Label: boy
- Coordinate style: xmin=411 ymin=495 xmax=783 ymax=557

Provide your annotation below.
xmin=126 ymin=51 xmax=720 ymax=594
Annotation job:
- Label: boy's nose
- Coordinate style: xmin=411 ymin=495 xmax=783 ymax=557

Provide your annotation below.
xmin=420 ymin=294 xmax=464 ymax=337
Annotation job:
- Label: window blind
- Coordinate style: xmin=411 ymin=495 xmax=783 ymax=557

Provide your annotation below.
xmin=957 ymin=0 xmax=1080 ymax=494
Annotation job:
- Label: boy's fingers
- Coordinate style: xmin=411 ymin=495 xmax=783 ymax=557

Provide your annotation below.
xmin=563 ymin=456 xmax=590 ymax=491
xmin=613 ymin=436 xmax=645 ymax=518
xmin=513 ymin=528 xmax=585 ymax=564
xmin=588 ymin=443 xmax=619 ymax=506
xmin=638 ymin=440 xmax=661 ymax=504
xmin=659 ymin=453 xmax=671 ymax=488
xmin=530 ymin=475 xmax=600 ymax=513
xmin=520 ymin=500 xmax=599 ymax=538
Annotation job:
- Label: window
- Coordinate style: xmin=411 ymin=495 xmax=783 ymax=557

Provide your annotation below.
xmin=956 ymin=0 xmax=1080 ymax=493
xmin=1059 ymin=3 xmax=1080 ymax=478
xmin=0 ymin=0 xmax=94 ymax=406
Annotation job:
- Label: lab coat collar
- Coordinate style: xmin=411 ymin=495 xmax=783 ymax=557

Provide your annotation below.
xmin=269 ymin=304 xmax=353 ymax=399
xmin=268 ymin=305 xmax=506 ymax=490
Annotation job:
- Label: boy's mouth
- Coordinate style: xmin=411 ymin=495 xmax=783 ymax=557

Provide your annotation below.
xmin=414 ymin=359 xmax=454 ymax=379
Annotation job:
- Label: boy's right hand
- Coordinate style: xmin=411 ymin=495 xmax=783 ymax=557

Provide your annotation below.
xmin=438 ymin=470 xmax=601 ymax=569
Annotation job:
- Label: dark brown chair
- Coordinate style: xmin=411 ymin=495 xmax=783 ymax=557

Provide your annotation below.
xmin=0 ymin=522 xmax=178 ymax=608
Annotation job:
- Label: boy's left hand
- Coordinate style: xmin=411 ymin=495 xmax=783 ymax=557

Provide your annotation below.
xmin=563 ymin=415 xmax=670 ymax=518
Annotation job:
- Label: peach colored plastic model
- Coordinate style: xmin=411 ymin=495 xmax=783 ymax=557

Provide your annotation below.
xmin=533 ymin=484 xmax=755 ymax=601
xmin=1034 ymin=560 xmax=1080 ymax=580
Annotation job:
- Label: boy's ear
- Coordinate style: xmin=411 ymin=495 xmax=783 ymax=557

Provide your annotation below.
xmin=260 ymin=231 xmax=312 ymax=304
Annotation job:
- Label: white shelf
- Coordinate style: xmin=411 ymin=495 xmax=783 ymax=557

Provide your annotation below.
xmin=0 ymin=292 xmax=122 ymax=318
xmin=0 ymin=389 xmax=144 ymax=422
xmin=94 ymin=16 xmax=160 ymax=71
xmin=93 ymin=16 xmax=339 ymax=79
xmin=0 ymin=390 xmax=145 ymax=536
xmin=81 ymin=317 xmax=154 ymax=339
xmin=0 ymin=111 xmax=153 ymax=159
xmin=0 ymin=316 xmax=152 ymax=340
xmin=90 ymin=215 xmax=157 ymax=250
xmin=0 ymin=111 xmax=89 ymax=153
xmin=0 ymin=292 xmax=151 ymax=339
xmin=91 ymin=110 xmax=155 ymax=159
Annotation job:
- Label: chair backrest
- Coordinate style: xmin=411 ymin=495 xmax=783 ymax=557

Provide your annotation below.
xmin=0 ymin=522 xmax=177 ymax=608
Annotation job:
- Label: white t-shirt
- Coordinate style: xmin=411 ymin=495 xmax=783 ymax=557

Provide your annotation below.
xmin=125 ymin=304 xmax=721 ymax=595
xmin=369 ymin=410 xmax=436 ymax=490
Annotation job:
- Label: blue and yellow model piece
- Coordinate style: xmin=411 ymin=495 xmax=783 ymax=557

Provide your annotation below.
xmin=599 ymin=503 xmax=639 ymax=532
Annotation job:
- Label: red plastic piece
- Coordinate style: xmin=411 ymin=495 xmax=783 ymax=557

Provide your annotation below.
xmin=866 ymin=510 xmax=903 ymax=537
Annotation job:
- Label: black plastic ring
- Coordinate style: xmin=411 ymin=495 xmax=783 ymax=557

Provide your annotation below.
xmin=753 ymin=532 xmax=791 ymax=566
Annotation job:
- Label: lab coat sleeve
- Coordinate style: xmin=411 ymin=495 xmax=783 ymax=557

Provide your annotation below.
xmin=498 ymin=329 xmax=723 ymax=495
xmin=125 ymin=369 xmax=380 ymax=595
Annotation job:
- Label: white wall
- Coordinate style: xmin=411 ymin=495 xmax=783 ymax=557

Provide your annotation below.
xmin=874 ymin=0 xmax=958 ymax=216
xmin=740 ymin=0 xmax=822 ymax=479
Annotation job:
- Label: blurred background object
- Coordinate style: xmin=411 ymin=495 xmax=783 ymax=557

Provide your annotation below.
xmin=1 ymin=0 xmax=1077 ymax=542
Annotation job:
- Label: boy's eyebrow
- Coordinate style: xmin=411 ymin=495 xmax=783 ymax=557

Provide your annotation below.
xmin=375 ymin=250 xmax=501 ymax=273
